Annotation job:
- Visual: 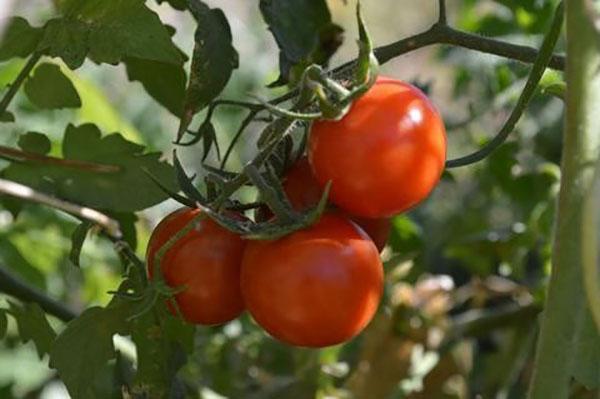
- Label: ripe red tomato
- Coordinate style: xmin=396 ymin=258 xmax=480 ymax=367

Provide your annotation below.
xmin=146 ymin=207 xmax=245 ymax=325
xmin=241 ymin=213 xmax=383 ymax=347
xmin=256 ymin=156 xmax=391 ymax=251
xmin=309 ymin=77 xmax=447 ymax=218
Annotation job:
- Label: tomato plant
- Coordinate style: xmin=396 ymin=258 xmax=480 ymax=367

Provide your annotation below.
xmin=241 ymin=213 xmax=383 ymax=347
xmin=309 ymin=77 xmax=447 ymax=218
xmin=257 ymin=156 xmax=391 ymax=251
xmin=146 ymin=207 xmax=245 ymax=325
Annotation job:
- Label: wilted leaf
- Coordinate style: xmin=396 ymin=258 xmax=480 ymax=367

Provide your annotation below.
xmin=3 ymin=124 xmax=177 ymax=212
xmin=8 ymin=301 xmax=56 ymax=359
xmin=24 ymin=63 xmax=81 ymax=109
xmin=39 ymin=0 xmax=183 ymax=69
xmin=0 ymin=17 xmax=43 ymax=61
xmin=177 ymin=1 xmax=238 ymax=139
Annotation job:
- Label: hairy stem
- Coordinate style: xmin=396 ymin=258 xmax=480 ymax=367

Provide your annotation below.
xmin=527 ymin=1 xmax=600 ymax=397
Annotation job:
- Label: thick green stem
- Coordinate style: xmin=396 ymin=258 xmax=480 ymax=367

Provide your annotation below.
xmin=527 ymin=1 xmax=600 ymax=398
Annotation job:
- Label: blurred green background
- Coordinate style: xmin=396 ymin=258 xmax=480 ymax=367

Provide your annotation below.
xmin=0 ymin=0 xmax=565 ymax=398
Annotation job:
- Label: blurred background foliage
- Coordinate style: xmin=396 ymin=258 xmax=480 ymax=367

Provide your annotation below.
xmin=0 ymin=0 xmax=580 ymax=398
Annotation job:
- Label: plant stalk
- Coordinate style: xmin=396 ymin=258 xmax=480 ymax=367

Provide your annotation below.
xmin=528 ymin=1 xmax=600 ymax=397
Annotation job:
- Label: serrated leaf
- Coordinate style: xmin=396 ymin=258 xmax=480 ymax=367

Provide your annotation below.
xmin=17 ymin=132 xmax=51 ymax=155
xmin=259 ymin=0 xmax=343 ymax=86
xmin=50 ymin=302 xmax=133 ymax=399
xmin=3 ymin=123 xmax=177 ymax=212
xmin=177 ymin=1 xmax=238 ymax=139
xmin=24 ymin=63 xmax=81 ymax=109
xmin=39 ymin=0 xmax=183 ymax=69
xmin=69 ymin=221 xmax=92 ymax=268
xmin=0 ymin=17 xmax=43 ymax=61
xmin=124 ymin=57 xmax=186 ymax=116
xmin=572 ymin=307 xmax=600 ymax=389
xmin=0 ymin=111 xmax=15 ymax=123
xmin=0 ymin=310 xmax=7 ymax=339
xmin=8 ymin=301 xmax=56 ymax=359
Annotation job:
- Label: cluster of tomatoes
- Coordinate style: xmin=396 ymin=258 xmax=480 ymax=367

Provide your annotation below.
xmin=146 ymin=77 xmax=447 ymax=348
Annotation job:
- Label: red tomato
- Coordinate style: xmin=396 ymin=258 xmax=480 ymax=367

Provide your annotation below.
xmin=241 ymin=213 xmax=383 ymax=347
xmin=309 ymin=77 xmax=447 ymax=218
xmin=268 ymin=156 xmax=391 ymax=251
xmin=146 ymin=207 xmax=245 ymax=325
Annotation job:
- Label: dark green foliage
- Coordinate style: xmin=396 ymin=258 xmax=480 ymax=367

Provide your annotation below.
xmin=24 ymin=63 xmax=81 ymax=109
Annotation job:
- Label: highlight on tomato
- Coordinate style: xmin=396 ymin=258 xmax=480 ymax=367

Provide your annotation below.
xmin=241 ymin=213 xmax=384 ymax=347
xmin=309 ymin=76 xmax=447 ymax=218
xmin=146 ymin=207 xmax=246 ymax=325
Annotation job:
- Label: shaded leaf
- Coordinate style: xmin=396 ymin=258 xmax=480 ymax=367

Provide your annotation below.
xmin=259 ymin=0 xmax=343 ymax=85
xmin=0 ymin=111 xmax=15 ymax=123
xmin=3 ymin=124 xmax=177 ymax=212
xmin=177 ymin=1 xmax=238 ymax=139
xmin=8 ymin=301 xmax=56 ymax=359
xmin=0 ymin=17 xmax=43 ymax=61
xmin=0 ymin=309 xmax=7 ymax=339
xmin=124 ymin=57 xmax=186 ymax=116
xmin=39 ymin=0 xmax=183 ymax=69
xmin=69 ymin=220 xmax=92 ymax=267
xmin=173 ymin=151 xmax=206 ymax=203
xmin=17 ymin=132 xmax=51 ymax=155
xmin=50 ymin=302 xmax=133 ymax=399
xmin=110 ymin=212 xmax=139 ymax=251
xmin=24 ymin=63 xmax=81 ymax=109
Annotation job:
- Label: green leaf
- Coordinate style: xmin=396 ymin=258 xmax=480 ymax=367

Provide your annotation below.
xmin=39 ymin=0 xmax=184 ymax=69
xmin=50 ymin=303 xmax=132 ymax=399
xmin=69 ymin=221 xmax=92 ymax=268
xmin=572 ymin=307 xmax=600 ymax=389
xmin=24 ymin=63 xmax=81 ymax=109
xmin=0 ymin=111 xmax=15 ymax=123
xmin=3 ymin=124 xmax=177 ymax=212
xmin=110 ymin=212 xmax=138 ymax=251
xmin=17 ymin=132 xmax=52 ymax=155
xmin=177 ymin=1 xmax=239 ymax=139
xmin=124 ymin=57 xmax=186 ymax=116
xmin=0 ymin=309 xmax=7 ymax=339
xmin=8 ymin=301 xmax=56 ymax=359
xmin=259 ymin=0 xmax=343 ymax=86
xmin=0 ymin=17 xmax=43 ymax=61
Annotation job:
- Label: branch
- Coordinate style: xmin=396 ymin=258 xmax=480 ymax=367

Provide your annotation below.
xmin=0 ymin=52 xmax=41 ymax=116
xmin=0 ymin=265 xmax=77 ymax=322
xmin=375 ymin=23 xmax=565 ymax=71
xmin=0 ymin=145 xmax=121 ymax=173
xmin=438 ymin=0 xmax=447 ymax=25
xmin=0 ymin=178 xmax=121 ymax=237
xmin=445 ymin=2 xmax=565 ymax=168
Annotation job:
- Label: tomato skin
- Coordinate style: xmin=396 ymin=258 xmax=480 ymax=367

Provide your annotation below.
xmin=146 ymin=207 xmax=245 ymax=325
xmin=264 ymin=157 xmax=391 ymax=251
xmin=241 ymin=213 xmax=383 ymax=347
xmin=308 ymin=77 xmax=447 ymax=218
